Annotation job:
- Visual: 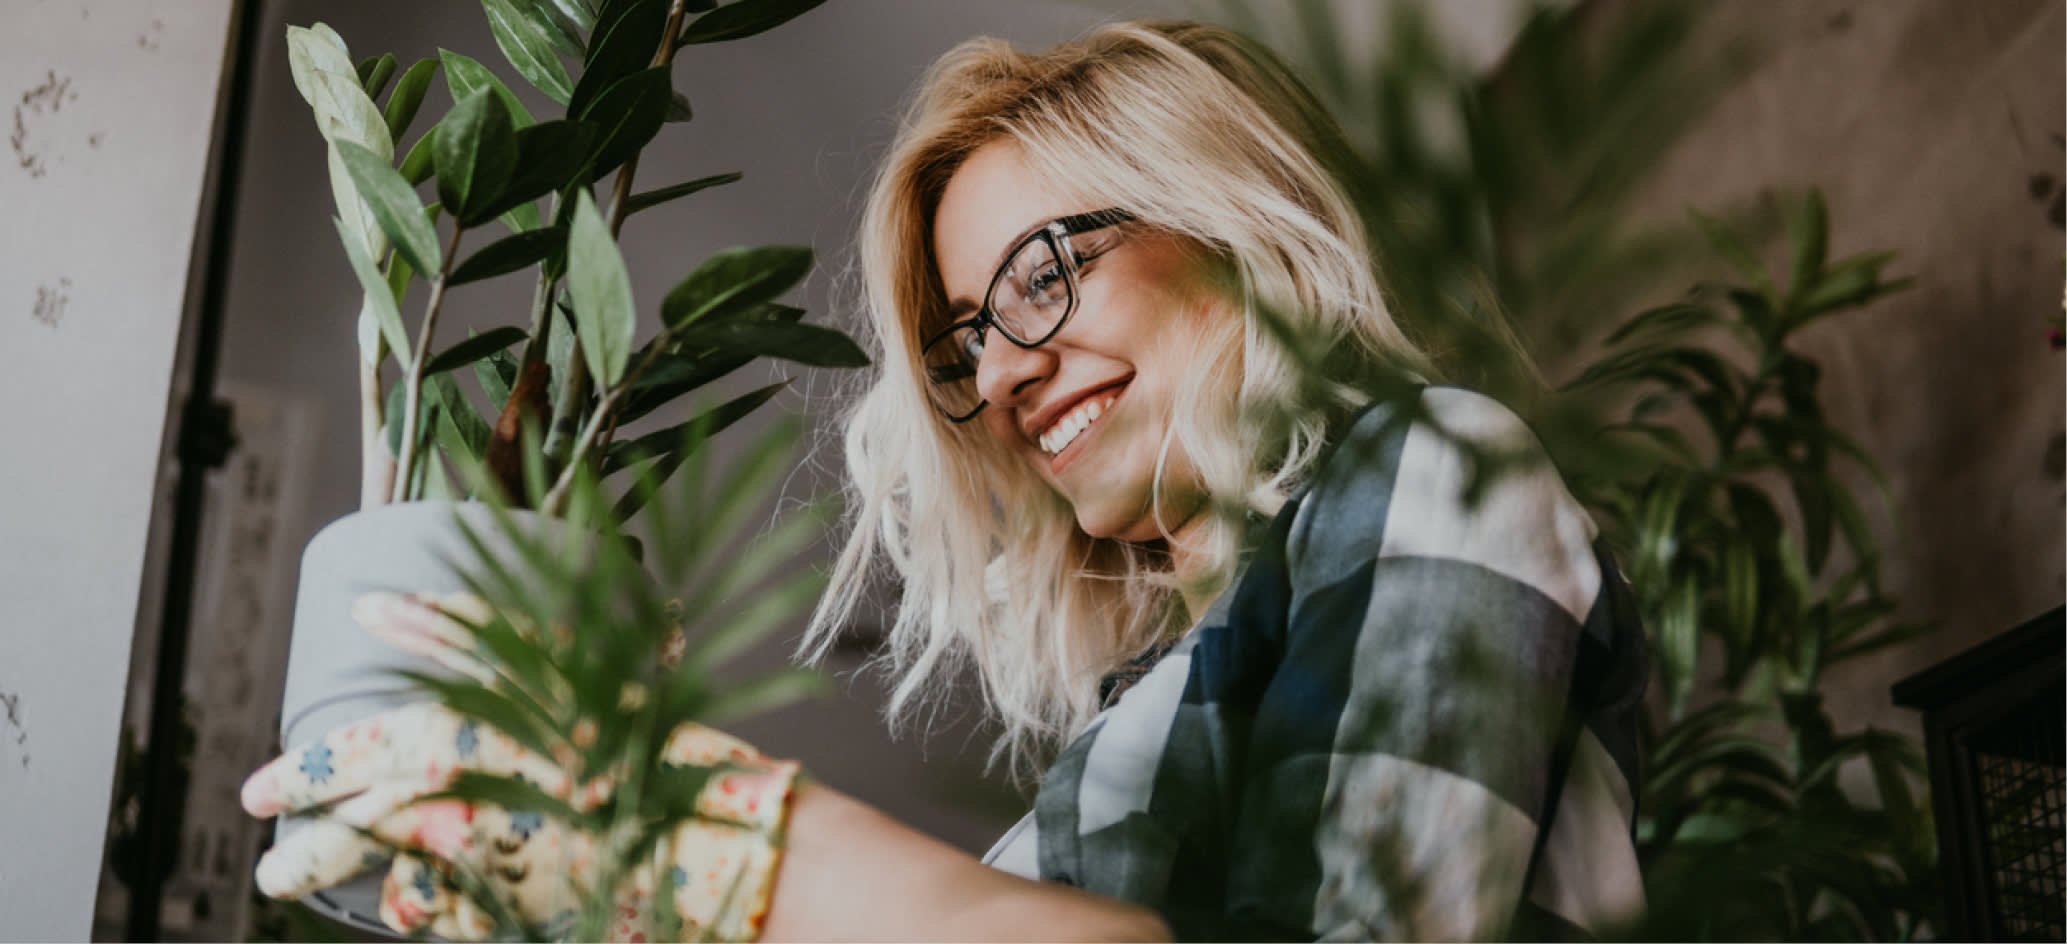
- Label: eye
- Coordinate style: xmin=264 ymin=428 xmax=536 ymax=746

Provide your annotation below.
xmin=1023 ymin=261 xmax=1066 ymax=305
xmin=959 ymin=323 xmax=987 ymax=361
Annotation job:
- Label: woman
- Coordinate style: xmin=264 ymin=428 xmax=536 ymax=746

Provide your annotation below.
xmin=243 ymin=20 xmax=1648 ymax=942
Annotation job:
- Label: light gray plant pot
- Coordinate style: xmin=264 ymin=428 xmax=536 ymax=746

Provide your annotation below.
xmin=276 ymin=500 xmax=549 ymax=936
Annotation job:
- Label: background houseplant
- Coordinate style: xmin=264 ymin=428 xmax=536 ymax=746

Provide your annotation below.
xmin=265 ymin=0 xmax=860 ymax=937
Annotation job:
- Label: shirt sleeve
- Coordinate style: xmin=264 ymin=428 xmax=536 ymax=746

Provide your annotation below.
xmin=1216 ymin=387 xmax=1612 ymax=941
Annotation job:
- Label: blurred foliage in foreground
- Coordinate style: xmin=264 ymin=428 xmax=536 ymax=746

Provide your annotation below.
xmin=1207 ymin=0 xmax=1941 ymax=938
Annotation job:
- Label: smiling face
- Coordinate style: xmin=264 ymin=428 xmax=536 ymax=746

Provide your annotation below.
xmin=930 ymin=139 xmax=1228 ymax=544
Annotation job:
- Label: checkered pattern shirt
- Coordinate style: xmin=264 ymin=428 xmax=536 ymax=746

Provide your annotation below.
xmin=983 ymin=387 xmax=1650 ymax=941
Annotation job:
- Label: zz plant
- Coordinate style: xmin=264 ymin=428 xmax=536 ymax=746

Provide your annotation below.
xmin=286 ymin=0 xmax=858 ymax=521
xmin=269 ymin=0 xmax=856 ymax=938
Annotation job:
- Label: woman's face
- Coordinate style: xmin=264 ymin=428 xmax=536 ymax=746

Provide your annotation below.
xmin=931 ymin=140 xmax=1225 ymax=544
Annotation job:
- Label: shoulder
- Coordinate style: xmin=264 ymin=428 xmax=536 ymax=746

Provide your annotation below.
xmin=1285 ymin=386 xmax=1602 ymax=624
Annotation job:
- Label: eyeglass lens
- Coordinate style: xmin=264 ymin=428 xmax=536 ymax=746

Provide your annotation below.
xmin=921 ymin=230 xmax=1075 ymax=420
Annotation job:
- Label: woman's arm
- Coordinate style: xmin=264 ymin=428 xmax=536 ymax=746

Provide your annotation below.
xmin=762 ymin=781 xmax=1171 ymax=942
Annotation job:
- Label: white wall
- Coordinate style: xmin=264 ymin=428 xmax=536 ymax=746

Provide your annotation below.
xmin=0 ymin=0 xmax=234 ymax=939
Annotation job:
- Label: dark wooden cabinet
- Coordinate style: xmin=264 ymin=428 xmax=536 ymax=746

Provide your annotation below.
xmin=1892 ymin=606 xmax=2064 ymax=942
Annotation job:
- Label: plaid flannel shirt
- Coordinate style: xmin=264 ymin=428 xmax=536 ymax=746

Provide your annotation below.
xmin=984 ymin=387 xmax=1650 ymax=941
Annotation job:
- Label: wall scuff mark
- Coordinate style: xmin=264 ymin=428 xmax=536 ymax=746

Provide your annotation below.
xmin=12 ymin=71 xmax=78 ymax=179
xmin=33 ymin=277 xmax=71 ymax=328
xmin=1 ymin=690 xmax=27 ymax=769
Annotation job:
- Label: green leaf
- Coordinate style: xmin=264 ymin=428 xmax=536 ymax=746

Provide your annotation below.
xmin=424 ymin=326 xmax=530 ymax=376
xmin=515 ymin=0 xmax=591 ymax=50
xmin=474 ymin=120 xmax=598 ymax=224
xmin=430 ymin=372 xmax=492 ymax=460
xmin=624 ymin=172 xmax=740 ymax=216
xmin=1720 ymin=538 xmax=1759 ymax=650
xmin=334 ymin=140 xmax=442 ymax=275
xmin=565 ymin=189 xmax=637 ymax=387
xmin=357 ymin=52 xmax=398 ymax=98
xmin=1604 ymin=302 xmax=1718 ymax=346
xmin=476 ymin=346 xmax=518 ymax=410
xmin=696 ymin=667 xmax=825 ymax=727
xmin=1796 ymin=249 xmax=1903 ymax=319
xmin=333 ymin=217 xmax=412 ymax=363
xmin=397 ymin=130 xmax=436 ymax=186
xmin=436 ymin=89 xmax=520 ymax=225
xmin=1785 ymin=189 xmax=1828 ymax=314
xmin=1689 ymin=207 xmax=1774 ymax=300
xmin=567 ymin=0 xmax=667 ymax=120
xmin=382 ymin=57 xmax=440 ymax=142
xmin=606 ymin=380 xmax=782 ymax=471
xmin=450 ymin=227 xmax=566 ymax=286
xmin=577 ymin=66 xmax=672 ymax=182
xmin=675 ymin=319 xmax=868 ymax=368
xmin=678 ymin=0 xmax=827 ymax=44
xmin=482 ymin=0 xmax=576 ymax=104
xmin=423 ymin=770 xmax=585 ymax=825
xmin=660 ymin=245 xmax=813 ymax=329
xmin=439 ymin=48 xmax=537 ymax=128
xmin=1658 ymin=578 xmax=1700 ymax=715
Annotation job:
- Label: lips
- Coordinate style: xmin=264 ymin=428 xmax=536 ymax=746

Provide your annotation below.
xmin=1028 ymin=379 xmax=1130 ymax=469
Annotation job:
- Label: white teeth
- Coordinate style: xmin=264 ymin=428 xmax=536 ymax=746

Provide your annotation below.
xmin=1037 ymin=394 xmax=1117 ymax=456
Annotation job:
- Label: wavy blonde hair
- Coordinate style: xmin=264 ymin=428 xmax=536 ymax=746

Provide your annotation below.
xmin=801 ymin=21 xmax=1435 ymax=779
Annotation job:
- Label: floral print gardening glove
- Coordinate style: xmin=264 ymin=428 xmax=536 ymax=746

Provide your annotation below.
xmin=239 ymin=592 xmax=800 ymax=942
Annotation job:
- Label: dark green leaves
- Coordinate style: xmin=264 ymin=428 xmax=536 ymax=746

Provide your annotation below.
xmin=477 ymin=120 xmax=598 ymax=224
xmin=677 ymin=0 xmax=827 ymax=44
xmin=450 ymin=227 xmax=567 ymax=285
xmin=383 ymin=57 xmax=440 ymax=141
xmin=578 ymin=67 xmax=672 ymax=182
xmin=623 ymin=171 xmax=740 ymax=216
xmin=435 ymin=89 xmax=519 ymax=225
xmin=482 ymin=0 xmax=575 ymax=103
xmin=440 ymin=48 xmax=537 ymax=128
xmin=660 ymin=245 xmax=812 ymax=329
xmin=569 ymin=0 xmax=667 ymax=119
xmin=676 ymin=318 xmax=867 ymax=368
xmin=334 ymin=140 xmax=441 ymax=275
xmin=424 ymin=327 xmax=530 ymax=376
xmin=356 ymin=52 xmax=398 ymax=97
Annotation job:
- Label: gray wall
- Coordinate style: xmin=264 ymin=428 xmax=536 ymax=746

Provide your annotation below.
xmin=1601 ymin=0 xmax=2064 ymax=736
xmin=0 ymin=1 xmax=236 ymax=940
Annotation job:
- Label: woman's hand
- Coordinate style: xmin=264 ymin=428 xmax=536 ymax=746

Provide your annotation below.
xmin=240 ymin=592 xmax=799 ymax=941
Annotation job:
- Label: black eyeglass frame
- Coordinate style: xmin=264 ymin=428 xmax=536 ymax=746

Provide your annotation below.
xmin=920 ymin=208 xmax=1137 ymax=422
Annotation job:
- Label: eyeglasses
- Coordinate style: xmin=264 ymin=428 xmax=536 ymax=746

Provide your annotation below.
xmin=920 ymin=208 xmax=1136 ymax=422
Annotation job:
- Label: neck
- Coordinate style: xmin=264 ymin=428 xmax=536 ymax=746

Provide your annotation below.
xmin=1165 ymin=511 xmax=1225 ymax=625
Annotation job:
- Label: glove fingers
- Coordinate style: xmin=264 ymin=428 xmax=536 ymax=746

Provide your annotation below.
xmin=379 ymin=852 xmax=451 ymax=936
xmin=242 ymin=701 xmax=457 ymax=817
xmin=351 ymin=591 xmax=498 ymax=686
xmin=252 ymin=781 xmax=420 ymax=899
xmin=427 ymin=889 xmax=498 ymax=942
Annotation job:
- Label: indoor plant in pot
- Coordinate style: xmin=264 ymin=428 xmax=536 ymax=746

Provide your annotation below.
xmin=272 ymin=0 xmax=858 ymax=936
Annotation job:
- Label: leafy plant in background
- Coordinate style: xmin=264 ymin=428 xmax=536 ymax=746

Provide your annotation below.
xmin=287 ymin=0 xmax=858 ymax=520
xmin=1571 ymin=193 xmax=1939 ymax=940
xmin=1203 ymin=1 xmax=1942 ymax=938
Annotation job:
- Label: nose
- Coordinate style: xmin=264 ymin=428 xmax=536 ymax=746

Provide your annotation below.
xmin=973 ymin=334 xmax=1054 ymax=410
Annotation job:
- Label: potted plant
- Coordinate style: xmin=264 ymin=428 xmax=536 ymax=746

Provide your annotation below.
xmin=270 ymin=0 xmax=858 ymax=935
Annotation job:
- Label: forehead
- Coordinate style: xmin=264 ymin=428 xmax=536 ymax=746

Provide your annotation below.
xmin=931 ymin=140 xmax=1084 ymax=302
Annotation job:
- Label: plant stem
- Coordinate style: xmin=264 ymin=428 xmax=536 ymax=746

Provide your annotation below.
xmin=358 ymin=346 xmax=394 ymax=510
xmin=391 ymin=222 xmax=468 ymax=503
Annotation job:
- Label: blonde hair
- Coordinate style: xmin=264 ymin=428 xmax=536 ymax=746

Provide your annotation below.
xmin=801 ymin=21 xmax=1434 ymax=779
